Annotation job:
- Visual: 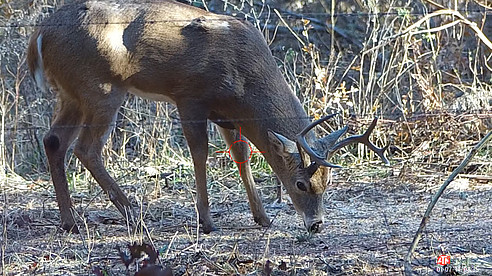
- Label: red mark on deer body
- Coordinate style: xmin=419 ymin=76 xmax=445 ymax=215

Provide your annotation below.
xmin=216 ymin=127 xmax=264 ymax=176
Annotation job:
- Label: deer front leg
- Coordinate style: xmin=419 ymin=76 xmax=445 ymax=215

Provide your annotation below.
xmin=218 ymin=127 xmax=270 ymax=227
xmin=178 ymin=103 xmax=215 ymax=233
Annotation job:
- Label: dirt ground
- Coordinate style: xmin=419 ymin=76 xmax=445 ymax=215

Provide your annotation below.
xmin=1 ymin=166 xmax=491 ymax=275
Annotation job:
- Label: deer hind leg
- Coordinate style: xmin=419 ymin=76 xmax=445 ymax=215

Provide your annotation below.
xmin=44 ymin=98 xmax=83 ymax=233
xmin=178 ymin=103 xmax=216 ymax=233
xmin=218 ymin=127 xmax=270 ymax=227
xmin=73 ymin=87 xmax=132 ymax=223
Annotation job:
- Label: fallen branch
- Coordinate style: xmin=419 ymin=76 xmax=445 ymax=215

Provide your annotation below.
xmin=274 ymin=9 xmax=306 ymax=47
xmin=474 ymin=0 xmax=492 ymax=10
xmin=459 ymin=174 xmax=492 ymax=181
xmin=395 ymin=9 xmax=492 ymax=50
xmin=365 ymin=9 xmax=492 ymax=55
xmin=404 ymin=131 xmax=492 ymax=275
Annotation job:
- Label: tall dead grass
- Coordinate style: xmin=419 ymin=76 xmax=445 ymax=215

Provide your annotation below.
xmin=268 ymin=0 xmax=491 ymax=170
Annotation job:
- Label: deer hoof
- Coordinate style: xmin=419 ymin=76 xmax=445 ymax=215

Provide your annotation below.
xmin=201 ymin=222 xmax=217 ymax=234
xmin=61 ymin=221 xmax=79 ymax=234
xmin=254 ymin=215 xmax=271 ymax=227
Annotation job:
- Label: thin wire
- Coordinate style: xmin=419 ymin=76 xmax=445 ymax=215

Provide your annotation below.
xmin=5 ymin=110 xmax=491 ymax=131
xmin=282 ymin=9 xmax=492 ymax=17
xmin=0 ymin=9 xmax=491 ymax=28
xmin=6 ymin=116 xmax=314 ymax=131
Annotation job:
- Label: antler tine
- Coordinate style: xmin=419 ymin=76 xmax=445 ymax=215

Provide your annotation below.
xmin=329 ymin=117 xmax=390 ymax=164
xmin=296 ymin=114 xmax=341 ymax=168
xmin=298 ymin=114 xmax=337 ymax=137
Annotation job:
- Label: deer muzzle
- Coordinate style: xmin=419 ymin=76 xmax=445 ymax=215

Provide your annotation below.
xmin=307 ymin=220 xmax=324 ymax=233
xmin=303 ymin=215 xmax=324 ymax=233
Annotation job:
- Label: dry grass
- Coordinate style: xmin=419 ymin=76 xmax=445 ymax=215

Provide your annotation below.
xmin=1 ymin=0 xmax=491 ymax=275
xmin=2 ymin=173 xmax=491 ymax=275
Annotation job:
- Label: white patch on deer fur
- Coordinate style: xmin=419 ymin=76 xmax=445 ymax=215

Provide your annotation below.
xmin=205 ymin=18 xmax=229 ymax=31
xmin=194 ymin=16 xmax=229 ymax=32
xmin=99 ymin=83 xmax=112 ymax=94
xmin=209 ymin=20 xmax=229 ymax=30
xmin=104 ymin=25 xmax=127 ymax=53
xmin=87 ymin=16 xmax=133 ymax=79
xmin=34 ymin=33 xmax=47 ymax=93
xmin=128 ymin=87 xmax=176 ymax=104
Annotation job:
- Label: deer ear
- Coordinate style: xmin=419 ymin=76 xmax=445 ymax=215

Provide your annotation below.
xmin=268 ymin=131 xmax=298 ymax=156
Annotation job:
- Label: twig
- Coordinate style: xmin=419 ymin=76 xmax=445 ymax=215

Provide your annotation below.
xmin=404 ymin=131 xmax=492 ymax=275
xmin=274 ymin=9 xmax=306 ymax=47
xmin=474 ymin=0 xmax=492 ymax=10
xmin=422 ymin=0 xmax=446 ymax=9
xmin=278 ymin=9 xmax=364 ymax=48
xmin=252 ymin=2 xmax=357 ymax=44
xmin=391 ymin=9 xmax=492 ymax=50
xmin=458 ymin=174 xmax=492 ymax=181
xmin=365 ymin=9 xmax=492 ymax=55
xmin=408 ymin=20 xmax=462 ymax=36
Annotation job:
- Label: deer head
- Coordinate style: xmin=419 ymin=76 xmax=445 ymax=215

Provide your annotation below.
xmin=268 ymin=115 xmax=389 ymax=232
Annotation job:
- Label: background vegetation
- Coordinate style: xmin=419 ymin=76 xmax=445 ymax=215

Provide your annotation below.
xmin=0 ymin=0 xmax=490 ymax=275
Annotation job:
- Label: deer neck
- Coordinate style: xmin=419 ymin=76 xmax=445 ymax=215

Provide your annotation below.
xmin=225 ymin=78 xmax=313 ymax=175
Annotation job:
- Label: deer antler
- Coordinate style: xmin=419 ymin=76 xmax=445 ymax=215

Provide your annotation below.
xmin=296 ymin=115 xmax=390 ymax=168
xmin=328 ymin=117 xmax=390 ymax=164
xmin=296 ymin=114 xmax=341 ymax=168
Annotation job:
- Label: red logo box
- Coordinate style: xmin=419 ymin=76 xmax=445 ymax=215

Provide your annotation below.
xmin=437 ymin=255 xmax=451 ymax=266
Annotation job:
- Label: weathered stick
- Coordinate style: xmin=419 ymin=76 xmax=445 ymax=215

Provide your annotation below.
xmin=404 ymin=131 xmax=492 ymax=275
xmin=365 ymin=9 xmax=492 ymax=55
xmin=396 ymin=9 xmax=492 ymax=50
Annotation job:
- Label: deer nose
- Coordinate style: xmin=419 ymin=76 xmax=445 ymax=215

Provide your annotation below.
xmin=308 ymin=220 xmax=323 ymax=233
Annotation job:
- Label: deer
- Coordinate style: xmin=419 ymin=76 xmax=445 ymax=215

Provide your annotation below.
xmin=27 ymin=0 xmax=389 ymax=234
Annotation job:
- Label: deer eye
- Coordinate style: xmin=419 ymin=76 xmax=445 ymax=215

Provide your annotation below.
xmin=296 ymin=181 xmax=307 ymax=192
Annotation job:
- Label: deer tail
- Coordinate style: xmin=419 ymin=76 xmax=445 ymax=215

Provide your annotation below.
xmin=27 ymin=29 xmax=48 ymax=93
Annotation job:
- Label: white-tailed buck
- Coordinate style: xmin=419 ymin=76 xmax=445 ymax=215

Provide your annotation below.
xmin=28 ymin=0 xmax=389 ymax=234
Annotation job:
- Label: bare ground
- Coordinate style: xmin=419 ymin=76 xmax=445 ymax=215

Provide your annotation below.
xmin=1 ymin=166 xmax=491 ymax=275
